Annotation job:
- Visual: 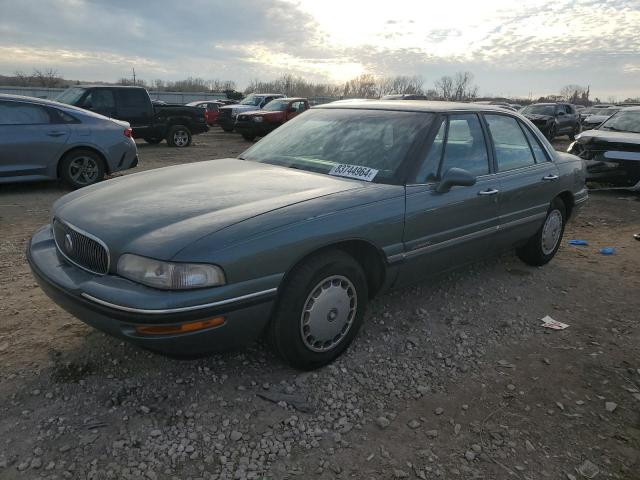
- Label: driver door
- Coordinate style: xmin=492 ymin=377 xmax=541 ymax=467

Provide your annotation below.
xmin=398 ymin=114 xmax=500 ymax=286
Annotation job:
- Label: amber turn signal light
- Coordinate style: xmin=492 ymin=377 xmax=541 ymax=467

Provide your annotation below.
xmin=135 ymin=317 xmax=225 ymax=335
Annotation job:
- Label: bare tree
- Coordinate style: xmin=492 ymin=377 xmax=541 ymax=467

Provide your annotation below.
xmin=560 ymin=84 xmax=590 ymax=104
xmin=434 ymin=75 xmax=453 ymax=100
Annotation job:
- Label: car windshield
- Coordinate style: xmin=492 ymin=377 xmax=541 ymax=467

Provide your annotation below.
xmin=240 ymin=95 xmax=262 ymax=106
xmin=56 ymin=87 xmax=86 ymax=105
xmin=599 ymin=111 xmax=640 ymax=133
xmin=263 ymin=99 xmax=289 ymax=111
xmin=241 ymin=108 xmax=435 ymax=184
xmin=592 ymin=107 xmax=619 ymax=116
xmin=522 ymin=105 xmax=555 ymax=115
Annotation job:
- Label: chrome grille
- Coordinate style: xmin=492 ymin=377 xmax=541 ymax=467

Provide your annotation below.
xmin=53 ymin=219 xmax=109 ymax=275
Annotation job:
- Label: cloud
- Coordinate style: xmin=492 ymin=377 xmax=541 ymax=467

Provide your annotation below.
xmin=0 ymin=0 xmax=639 ymax=98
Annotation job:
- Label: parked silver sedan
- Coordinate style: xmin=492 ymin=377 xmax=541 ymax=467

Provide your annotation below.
xmin=0 ymin=94 xmax=138 ymax=189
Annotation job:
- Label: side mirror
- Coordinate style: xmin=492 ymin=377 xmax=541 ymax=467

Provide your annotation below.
xmin=435 ymin=167 xmax=477 ymax=193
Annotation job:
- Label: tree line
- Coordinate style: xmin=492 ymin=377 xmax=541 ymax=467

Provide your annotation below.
xmin=2 ymin=69 xmax=638 ymax=105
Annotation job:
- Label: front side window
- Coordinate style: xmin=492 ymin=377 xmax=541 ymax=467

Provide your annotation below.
xmin=485 ymin=114 xmax=535 ymax=171
xmin=416 ymin=119 xmax=445 ymax=183
xmin=439 ymin=114 xmax=490 ymax=177
xmin=0 ymin=101 xmax=51 ymax=125
xmin=241 ymin=108 xmax=435 ymax=184
xmin=84 ymin=89 xmax=115 ymax=109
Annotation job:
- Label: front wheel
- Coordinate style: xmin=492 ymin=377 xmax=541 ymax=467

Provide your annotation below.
xmin=242 ymin=134 xmax=256 ymax=141
xmin=517 ymin=198 xmax=566 ymax=266
xmin=166 ymin=125 xmax=192 ymax=147
xmin=545 ymin=123 xmax=557 ymax=141
xmin=221 ymin=126 xmax=233 ymax=133
xmin=59 ymin=149 xmax=105 ymax=189
xmin=268 ymin=250 xmax=368 ymax=370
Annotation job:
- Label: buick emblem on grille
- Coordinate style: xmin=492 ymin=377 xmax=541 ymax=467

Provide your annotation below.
xmin=64 ymin=233 xmax=74 ymax=253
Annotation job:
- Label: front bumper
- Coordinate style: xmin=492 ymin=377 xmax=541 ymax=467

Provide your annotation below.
xmin=234 ymin=121 xmax=277 ymax=138
xmin=27 ymin=225 xmax=276 ymax=355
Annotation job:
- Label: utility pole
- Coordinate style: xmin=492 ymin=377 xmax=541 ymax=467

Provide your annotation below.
xmin=132 ymin=68 xmax=136 ymax=86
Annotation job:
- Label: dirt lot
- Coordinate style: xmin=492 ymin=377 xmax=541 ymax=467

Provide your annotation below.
xmin=1 ymin=131 xmax=639 ymax=480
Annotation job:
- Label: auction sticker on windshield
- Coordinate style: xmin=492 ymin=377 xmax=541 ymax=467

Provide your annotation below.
xmin=328 ymin=164 xmax=378 ymax=182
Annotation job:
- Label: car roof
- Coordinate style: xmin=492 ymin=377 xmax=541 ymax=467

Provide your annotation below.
xmin=316 ymin=99 xmax=515 ymax=113
xmin=0 ymin=93 xmax=113 ymax=119
xmin=248 ymin=93 xmax=284 ymax=96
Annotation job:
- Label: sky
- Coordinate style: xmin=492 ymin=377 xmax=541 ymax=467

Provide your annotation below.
xmin=0 ymin=0 xmax=639 ymax=99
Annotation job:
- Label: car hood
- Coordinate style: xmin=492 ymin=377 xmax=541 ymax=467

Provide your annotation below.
xmin=221 ymin=105 xmax=261 ymax=114
xmin=53 ymin=159 xmax=364 ymax=261
xmin=576 ymin=129 xmax=640 ymax=145
xmin=523 ymin=113 xmax=553 ymax=121
xmin=582 ymin=114 xmax=609 ymax=123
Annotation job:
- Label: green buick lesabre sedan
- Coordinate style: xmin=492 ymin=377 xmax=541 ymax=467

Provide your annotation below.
xmin=28 ymin=101 xmax=588 ymax=369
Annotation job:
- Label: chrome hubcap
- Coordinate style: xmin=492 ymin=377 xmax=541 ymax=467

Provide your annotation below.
xmin=541 ymin=209 xmax=563 ymax=255
xmin=300 ymin=275 xmax=357 ymax=352
xmin=69 ymin=156 xmax=99 ymax=185
xmin=173 ymin=130 xmax=189 ymax=146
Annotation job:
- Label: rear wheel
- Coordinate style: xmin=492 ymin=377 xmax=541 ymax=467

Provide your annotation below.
xmin=166 ymin=125 xmax=192 ymax=147
xmin=143 ymin=137 xmax=163 ymax=144
xmin=268 ymin=250 xmax=368 ymax=370
xmin=517 ymin=198 xmax=566 ymax=266
xmin=59 ymin=149 xmax=105 ymax=189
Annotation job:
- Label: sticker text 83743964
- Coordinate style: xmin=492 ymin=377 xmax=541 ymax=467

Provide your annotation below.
xmin=328 ymin=164 xmax=378 ymax=182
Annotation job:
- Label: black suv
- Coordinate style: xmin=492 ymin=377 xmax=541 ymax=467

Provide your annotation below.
xmin=520 ymin=103 xmax=581 ymax=140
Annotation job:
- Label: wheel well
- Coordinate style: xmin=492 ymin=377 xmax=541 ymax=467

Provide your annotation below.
xmin=286 ymin=241 xmax=387 ymax=299
xmin=557 ymin=191 xmax=574 ymax=220
xmin=56 ymin=146 xmax=109 ymax=177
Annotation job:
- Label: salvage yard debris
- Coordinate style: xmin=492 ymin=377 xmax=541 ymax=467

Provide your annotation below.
xmin=541 ymin=315 xmax=570 ymax=330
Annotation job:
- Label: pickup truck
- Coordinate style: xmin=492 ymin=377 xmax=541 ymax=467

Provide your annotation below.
xmin=217 ymin=93 xmax=285 ymax=132
xmin=234 ymin=97 xmax=309 ymax=140
xmin=56 ymin=86 xmax=209 ymax=147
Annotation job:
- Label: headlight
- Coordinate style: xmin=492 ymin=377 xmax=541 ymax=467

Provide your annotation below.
xmin=117 ymin=254 xmax=225 ymax=290
xmin=567 ymin=141 xmax=576 ymax=152
xmin=253 ymin=116 xmax=264 ymax=123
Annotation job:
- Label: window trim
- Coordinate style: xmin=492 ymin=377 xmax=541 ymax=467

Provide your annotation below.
xmin=518 ymin=120 xmax=550 ymax=163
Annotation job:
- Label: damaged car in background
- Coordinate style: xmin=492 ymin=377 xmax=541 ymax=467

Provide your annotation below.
xmin=568 ymin=107 xmax=640 ymax=189
xmin=520 ymin=102 xmax=581 ymax=140
xmin=580 ymin=106 xmax=621 ymax=131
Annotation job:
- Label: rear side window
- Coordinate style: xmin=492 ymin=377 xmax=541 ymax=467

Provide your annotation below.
xmin=0 ymin=101 xmax=52 ymax=125
xmin=439 ymin=114 xmax=489 ymax=177
xmin=84 ymin=89 xmax=115 ymax=109
xmin=116 ymin=89 xmax=147 ymax=106
xmin=484 ymin=114 xmax=535 ymax=171
xmin=521 ymin=125 xmax=549 ymax=163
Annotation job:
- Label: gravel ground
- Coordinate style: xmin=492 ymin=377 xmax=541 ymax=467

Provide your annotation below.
xmin=0 ymin=131 xmax=639 ymax=480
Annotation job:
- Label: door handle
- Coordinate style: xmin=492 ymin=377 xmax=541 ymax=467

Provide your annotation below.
xmin=542 ymin=174 xmax=559 ymax=181
xmin=478 ymin=188 xmax=499 ymax=196
xmin=47 ymin=131 xmax=66 ymax=137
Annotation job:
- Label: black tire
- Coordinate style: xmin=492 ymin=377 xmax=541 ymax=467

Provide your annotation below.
xmin=166 ymin=125 xmax=192 ymax=147
xmin=516 ymin=198 xmax=566 ymax=266
xmin=143 ymin=137 xmax=163 ymax=144
xmin=545 ymin=123 xmax=557 ymax=141
xmin=568 ymin=123 xmax=581 ymax=141
xmin=222 ymin=126 xmax=234 ymax=133
xmin=268 ymin=250 xmax=368 ymax=370
xmin=242 ymin=134 xmax=256 ymax=141
xmin=59 ymin=149 xmax=105 ymax=189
